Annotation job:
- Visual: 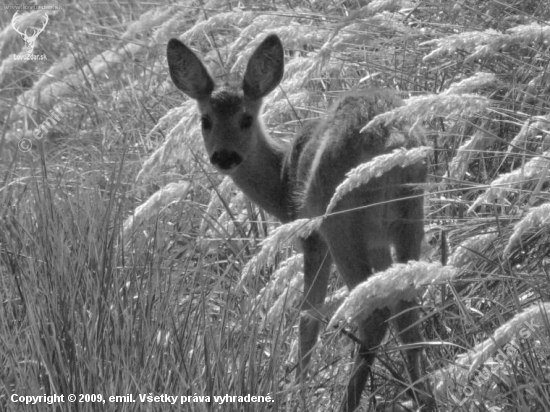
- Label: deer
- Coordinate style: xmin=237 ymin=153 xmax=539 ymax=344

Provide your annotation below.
xmin=11 ymin=11 xmax=49 ymax=55
xmin=167 ymin=33 xmax=429 ymax=412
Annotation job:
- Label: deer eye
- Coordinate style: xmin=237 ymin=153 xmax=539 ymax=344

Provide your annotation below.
xmin=201 ymin=116 xmax=212 ymax=130
xmin=240 ymin=115 xmax=253 ymax=129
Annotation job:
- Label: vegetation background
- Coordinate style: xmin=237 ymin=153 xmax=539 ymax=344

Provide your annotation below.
xmin=1 ymin=0 xmax=549 ymax=410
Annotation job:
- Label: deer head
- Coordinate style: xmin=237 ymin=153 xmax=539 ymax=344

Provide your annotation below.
xmin=166 ymin=35 xmax=284 ymax=174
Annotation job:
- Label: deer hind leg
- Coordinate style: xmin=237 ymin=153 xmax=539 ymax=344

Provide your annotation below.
xmin=341 ymin=307 xmax=391 ymax=412
xmin=391 ymin=194 xmax=424 ymax=263
xmin=390 ymin=195 xmax=431 ymax=407
xmin=391 ymin=300 xmax=430 ymax=406
xmin=298 ymin=232 xmax=332 ymax=382
xmin=390 ymin=161 xmax=426 ymax=263
xmin=320 ymin=210 xmax=394 ymax=412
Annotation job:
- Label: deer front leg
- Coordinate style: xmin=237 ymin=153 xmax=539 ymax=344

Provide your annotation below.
xmin=297 ymin=232 xmax=332 ymax=382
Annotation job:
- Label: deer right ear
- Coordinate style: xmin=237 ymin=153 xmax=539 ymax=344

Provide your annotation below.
xmin=167 ymin=39 xmax=214 ymax=100
xmin=243 ymin=34 xmax=284 ymax=100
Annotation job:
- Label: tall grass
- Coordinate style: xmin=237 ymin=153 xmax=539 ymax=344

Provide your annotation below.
xmin=1 ymin=0 xmax=550 ymax=411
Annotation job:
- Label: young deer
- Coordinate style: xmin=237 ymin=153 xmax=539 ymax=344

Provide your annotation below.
xmin=167 ymin=34 xmax=428 ymax=411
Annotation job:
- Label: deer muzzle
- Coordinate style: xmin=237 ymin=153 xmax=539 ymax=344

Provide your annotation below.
xmin=210 ymin=150 xmax=243 ymax=172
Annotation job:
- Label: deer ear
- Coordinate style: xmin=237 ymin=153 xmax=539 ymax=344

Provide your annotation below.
xmin=167 ymin=39 xmax=214 ymax=100
xmin=242 ymin=34 xmax=284 ymax=100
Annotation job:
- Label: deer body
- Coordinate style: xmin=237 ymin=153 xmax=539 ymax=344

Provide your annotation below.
xmin=167 ymin=34 xmax=428 ymax=412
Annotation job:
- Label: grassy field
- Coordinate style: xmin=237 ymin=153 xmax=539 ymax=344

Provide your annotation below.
xmin=1 ymin=0 xmax=550 ymax=411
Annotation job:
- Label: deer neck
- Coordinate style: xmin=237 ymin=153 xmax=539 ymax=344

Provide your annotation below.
xmin=230 ymin=126 xmax=291 ymax=222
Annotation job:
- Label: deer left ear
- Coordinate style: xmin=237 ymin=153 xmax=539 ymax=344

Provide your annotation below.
xmin=167 ymin=38 xmax=214 ymax=100
xmin=242 ymin=34 xmax=284 ymax=100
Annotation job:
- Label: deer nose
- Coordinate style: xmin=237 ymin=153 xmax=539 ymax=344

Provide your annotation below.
xmin=210 ymin=150 xmax=243 ymax=171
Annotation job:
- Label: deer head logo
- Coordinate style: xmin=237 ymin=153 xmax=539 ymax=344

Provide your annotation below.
xmin=11 ymin=11 xmax=49 ymax=55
